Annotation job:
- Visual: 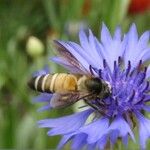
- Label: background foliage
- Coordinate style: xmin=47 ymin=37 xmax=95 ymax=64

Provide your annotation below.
xmin=0 ymin=0 xmax=150 ymax=149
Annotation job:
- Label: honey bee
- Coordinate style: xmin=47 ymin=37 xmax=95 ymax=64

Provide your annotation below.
xmin=28 ymin=40 xmax=112 ymax=110
xmin=28 ymin=73 xmax=111 ymax=109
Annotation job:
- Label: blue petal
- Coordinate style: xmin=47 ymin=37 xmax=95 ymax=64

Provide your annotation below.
xmin=33 ymin=65 xmax=50 ymax=77
xmin=32 ymin=93 xmax=51 ymax=103
xmin=123 ymin=24 xmax=138 ymax=64
xmin=113 ymin=26 xmax=122 ymax=41
xmin=110 ymin=130 xmax=119 ymax=144
xmin=79 ymin=29 xmax=91 ymax=54
xmin=37 ymin=105 xmax=51 ymax=112
xmin=68 ymin=39 xmax=104 ymax=71
xmin=138 ymin=31 xmax=150 ymax=50
xmin=79 ymin=117 xmax=109 ymax=144
xmin=94 ymin=38 xmax=107 ymax=64
xmin=100 ymin=24 xmax=125 ymax=72
xmin=101 ymin=23 xmax=112 ymax=46
xmin=136 ymin=112 xmax=150 ymax=149
xmin=79 ymin=29 xmax=104 ymax=69
xmin=146 ymin=65 xmax=150 ymax=79
xmin=122 ymin=134 xmax=128 ymax=146
xmin=57 ymin=133 xmax=74 ymax=149
xmin=71 ymin=133 xmax=87 ymax=150
xmin=97 ymin=135 xmax=108 ymax=150
xmin=79 ymin=29 xmax=95 ymax=57
xmin=86 ymin=143 xmax=96 ymax=150
xmin=123 ymin=24 xmax=150 ymax=69
xmin=105 ymin=38 xmax=124 ymax=71
xmin=108 ymin=116 xmax=135 ymax=142
xmin=141 ymin=48 xmax=150 ymax=62
xmin=143 ymin=105 xmax=150 ymax=112
xmin=88 ymin=30 xmax=104 ymax=68
xmin=38 ymin=109 xmax=92 ymax=135
xmin=68 ymin=41 xmax=100 ymax=69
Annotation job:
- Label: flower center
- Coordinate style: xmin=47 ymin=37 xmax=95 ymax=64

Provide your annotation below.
xmin=90 ymin=57 xmax=149 ymax=118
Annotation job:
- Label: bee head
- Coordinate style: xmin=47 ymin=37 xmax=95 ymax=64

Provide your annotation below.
xmin=85 ymin=77 xmax=103 ymax=94
xmin=85 ymin=77 xmax=112 ymax=98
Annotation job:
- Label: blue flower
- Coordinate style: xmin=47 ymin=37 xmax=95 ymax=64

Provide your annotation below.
xmin=37 ymin=23 xmax=150 ymax=149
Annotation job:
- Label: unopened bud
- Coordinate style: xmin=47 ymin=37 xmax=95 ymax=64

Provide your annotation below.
xmin=26 ymin=36 xmax=44 ymax=57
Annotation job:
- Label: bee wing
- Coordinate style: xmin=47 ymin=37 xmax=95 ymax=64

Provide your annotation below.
xmin=50 ymin=92 xmax=90 ymax=108
xmin=53 ymin=40 xmax=89 ymax=74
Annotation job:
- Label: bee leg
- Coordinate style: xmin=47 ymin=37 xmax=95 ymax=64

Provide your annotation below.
xmin=84 ymin=99 xmax=108 ymax=116
xmin=95 ymin=99 xmax=105 ymax=107
xmin=83 ymin=99 xmax=97 ymax=110
xmin=78 ymin=105 xmax=89 ymax=109
xmin=83 ymin=99 xmax=104 ymax=115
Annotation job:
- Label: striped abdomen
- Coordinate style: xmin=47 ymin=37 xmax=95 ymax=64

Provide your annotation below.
xmin=28 ymin=73 xmax=78 ymax=93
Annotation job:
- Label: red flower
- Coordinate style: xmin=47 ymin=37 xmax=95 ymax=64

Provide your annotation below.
xmin=129 ymin=0 xmax=150 ymax=14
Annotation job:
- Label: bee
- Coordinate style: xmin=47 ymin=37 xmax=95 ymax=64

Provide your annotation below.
xmin=28 ymin=40 xmax=112 ymax=110
xmin=28 ymin=73 xmax=111 ymax=109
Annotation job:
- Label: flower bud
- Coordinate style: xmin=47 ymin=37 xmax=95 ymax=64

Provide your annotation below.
xmin=26 ymin=36 xmax=44 ymax=58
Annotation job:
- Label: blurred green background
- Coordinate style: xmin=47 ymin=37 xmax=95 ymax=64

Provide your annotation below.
xmin=0 ymin=0 xmax=150 ymax=149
